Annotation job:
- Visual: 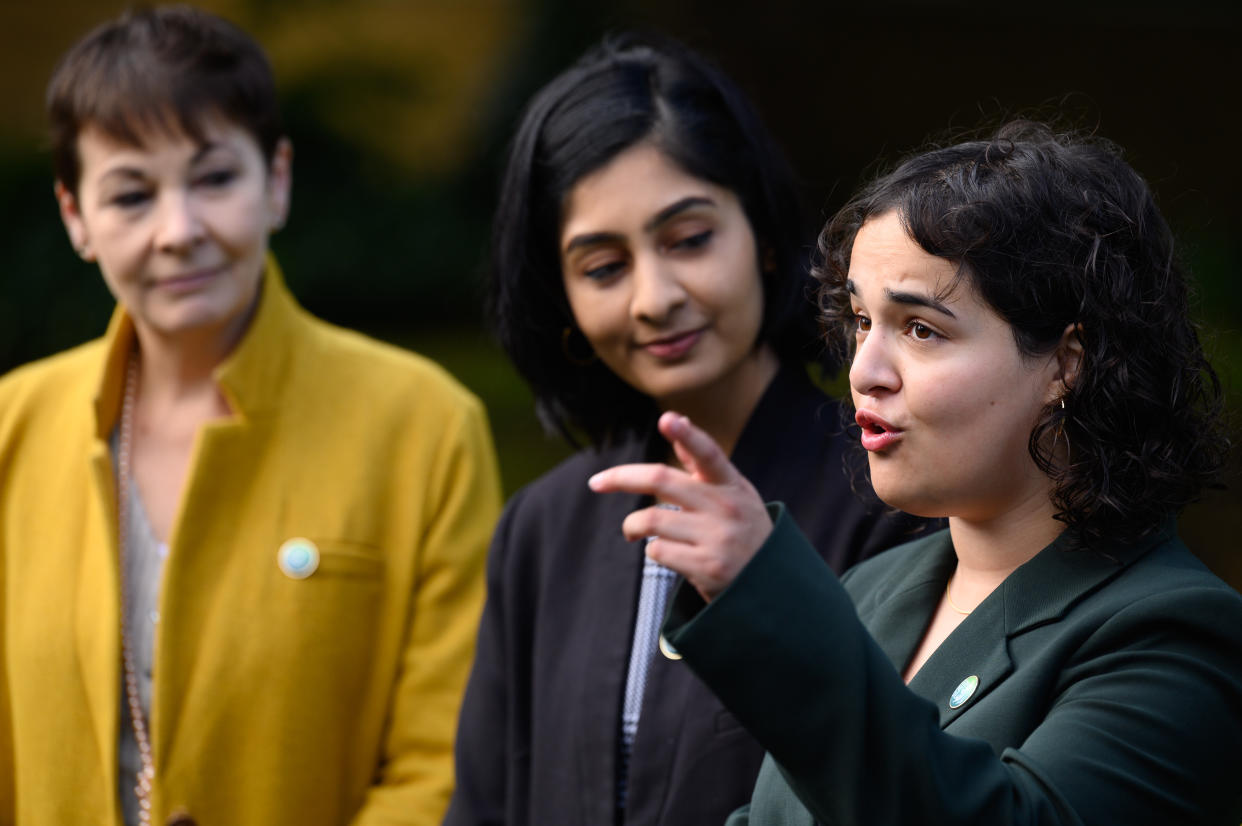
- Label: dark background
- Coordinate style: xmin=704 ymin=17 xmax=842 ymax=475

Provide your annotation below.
xmin=2 ymin=0 xmax=1238 ymax=585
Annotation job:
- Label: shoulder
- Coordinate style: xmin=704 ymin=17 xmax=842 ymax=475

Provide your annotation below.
xmin=0 ymin=338 xmax=105 ymax=396
xmin=487 ymin=439 xmax=646 ymax=564
xmin=840 ymin=528 xmax=950 ymax=598
xmin=1096 ymin=534 xmax=1242 ymax=622
xmin=504 ymin=440 xmax=641 ymax=518
xmin=0 ymin=339 xmax=106 ymax=431
xmin=287 ymin=314 xmax=486 ymax=420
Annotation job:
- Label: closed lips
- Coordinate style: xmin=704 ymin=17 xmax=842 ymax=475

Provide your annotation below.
xmin=640 ymin=328 xmax=703 ymax=348
xmin=639 ymin=328 xmax=704 ymax=359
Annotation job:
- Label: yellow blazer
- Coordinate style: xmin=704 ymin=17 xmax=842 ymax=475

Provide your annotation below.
xmin=0 ymin=259 xmax=502 ymax=825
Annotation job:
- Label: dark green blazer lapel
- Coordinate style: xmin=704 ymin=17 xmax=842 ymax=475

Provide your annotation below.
xmin=905 ymin=525 xmax=1171 ymax=725
xmin=906 ymin=593 xmax=1016 ymax=725
xmin=850 ymin=531 xmax=956 ymax=673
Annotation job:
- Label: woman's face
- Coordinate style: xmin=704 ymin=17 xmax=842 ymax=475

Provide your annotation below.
xmin=57 ymin=112 xmax=291 ymax=342
xmin=559 ymin=142 xmax=771 ymax=410
xmin=847 ymin=211 xmax=1062 ymax=522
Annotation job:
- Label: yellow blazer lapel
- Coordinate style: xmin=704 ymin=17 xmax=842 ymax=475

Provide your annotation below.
xmin=77 ymin=308 xmax=134 ymax=797
xmin=148 ymin=257 xmax=292 ymax=765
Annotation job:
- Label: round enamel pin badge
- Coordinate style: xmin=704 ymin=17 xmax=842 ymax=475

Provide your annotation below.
xmin=278 ymin=537 xmax=320 ymax=580
xmin=949 ymin=675 xmax=979 ymax=709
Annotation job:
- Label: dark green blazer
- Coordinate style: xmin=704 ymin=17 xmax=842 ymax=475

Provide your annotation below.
xmin=664 ymin=506 xmax=1242 ymax=825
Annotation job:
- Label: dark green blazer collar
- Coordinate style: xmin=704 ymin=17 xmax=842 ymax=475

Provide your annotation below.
xmin=858 ymin=520 xmax=1175 ymax=725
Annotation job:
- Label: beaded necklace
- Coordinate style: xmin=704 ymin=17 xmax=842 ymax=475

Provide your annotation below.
xmin=116 ymin=352 xmax=155 ymax=826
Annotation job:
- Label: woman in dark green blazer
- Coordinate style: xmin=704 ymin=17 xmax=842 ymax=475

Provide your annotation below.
xmin=589 ymin=121 xmax=1242 ymax=824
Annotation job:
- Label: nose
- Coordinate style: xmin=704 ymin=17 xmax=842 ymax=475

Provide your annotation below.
xmin=849 ymin=326 xmax=901 ymax=400
xmin=153 ymin=189 xmax=206 ymax=253
xmin=630 ymin=253 xmax=687 ymax=324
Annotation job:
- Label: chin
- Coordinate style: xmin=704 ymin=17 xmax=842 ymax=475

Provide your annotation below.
xmin=148 ymin=307 xmax=237 ymax=338
xmin=644 ymin=372 xmax=716 ymax=406
xmin=867 ymin=472 xmax=946 ymax=519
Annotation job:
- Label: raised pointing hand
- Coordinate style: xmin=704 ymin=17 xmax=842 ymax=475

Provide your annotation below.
xmin=588 ymin=411 xmax=773 ymax=601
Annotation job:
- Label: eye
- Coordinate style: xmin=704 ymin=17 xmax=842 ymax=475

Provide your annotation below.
xmin=907 ymin=321 xmax=938 ymax=341
xmin=669 ymin=229 xmax=712 ymax=251
xmin=197 ymin=168 xmax=237 ymax=188
xmin=110 ymin=190 xmax=151 ymax=209
xmin=582 ymin=258 xmax=626 ymax=281
xmin=852 ymin=313 xmax=872 ymax=334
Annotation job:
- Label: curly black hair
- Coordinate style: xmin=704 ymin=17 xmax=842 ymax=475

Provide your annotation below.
xmin=815 ymin=120 xmax=1228 ymax=547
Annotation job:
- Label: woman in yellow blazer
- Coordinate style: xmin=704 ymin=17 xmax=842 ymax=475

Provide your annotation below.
xmin=0 ymin=7 xmax=501 ymax=825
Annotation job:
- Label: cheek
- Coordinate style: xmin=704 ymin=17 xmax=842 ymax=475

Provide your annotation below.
xmin=564 ymin=290 xmax=624 ymax=352
xmin=701 ymin=259 xmax=764 ymax=337
xmin=901 ymin=361 xmax=973 ymax=426
xmin=216 ymin=202 xmax=270 ymax=251
xmin=919 ymin=360 xmax=1043 ymax=451
xmin=95 ymin=268 xmax=130 ymax=305
xmin=91 ymin=226 xmax=145 ymax=281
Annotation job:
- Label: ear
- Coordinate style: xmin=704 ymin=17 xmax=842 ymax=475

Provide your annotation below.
xmin=1047 ymin=322 xmax=1084 ymax=404
xmin=266 ymin=138 xmax=293 ymax=232
xmin=55 ymin=180 xmax=95 ymax=261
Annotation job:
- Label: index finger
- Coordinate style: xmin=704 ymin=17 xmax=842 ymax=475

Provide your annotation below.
xmin=659 ymin=411 xmax=737 ymax=485
xmin=587 ymin=461 xmax=710 ymax=510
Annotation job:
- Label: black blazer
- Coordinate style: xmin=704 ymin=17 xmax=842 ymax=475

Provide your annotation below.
xmin=446 ymin=367 xmax=935 ymax=826
xmin=664 ymin=508 xmax=1242 ymax=825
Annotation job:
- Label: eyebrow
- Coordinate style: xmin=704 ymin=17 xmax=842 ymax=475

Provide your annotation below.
xmin=564 ymin=195 xmax=717 ymax=254
xmin=845 ymin=279 xmax=957 ymax=319
xmin=96 ymin=141 xmax=225 ymax=185
xmin=643 ymin=195 xmax=715 ymax=232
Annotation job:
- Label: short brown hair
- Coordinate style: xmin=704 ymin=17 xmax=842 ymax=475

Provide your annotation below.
xmin=46 ymin=4 xmax=283 ymax=192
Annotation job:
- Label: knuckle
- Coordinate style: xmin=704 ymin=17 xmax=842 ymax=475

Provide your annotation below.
xmin=702 ymin=556 xmax=730 ymax=583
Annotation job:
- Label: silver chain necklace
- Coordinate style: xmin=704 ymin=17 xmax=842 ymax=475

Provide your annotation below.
xmin=117 ymin=352 xmax=155 ymax=826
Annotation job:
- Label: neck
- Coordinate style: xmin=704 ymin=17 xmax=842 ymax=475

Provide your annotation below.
xmin=658 ymin=344 xmax=780 ymax=458
xmin=946 ymin=484 xmax=1064 ymax=602
xmin=127 ymin=295 xmax=258 ymax=405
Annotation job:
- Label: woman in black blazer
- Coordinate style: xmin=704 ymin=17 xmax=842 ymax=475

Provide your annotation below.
xmin=589 ymin=121 xmax=1242 ymax=824
xmin=445 ymin=34 xmax=933 ymax=826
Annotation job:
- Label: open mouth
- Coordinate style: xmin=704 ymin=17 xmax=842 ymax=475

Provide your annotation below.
xmin=855 ymin=409 xmax=902 ymax=452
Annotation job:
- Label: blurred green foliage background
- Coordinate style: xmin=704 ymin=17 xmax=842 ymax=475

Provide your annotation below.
xmin=2 ymin=0 xmax=1239 ymax=585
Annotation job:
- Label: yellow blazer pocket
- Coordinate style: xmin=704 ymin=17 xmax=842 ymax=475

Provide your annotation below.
xmin=251 ymin=539 xmax=388 ymax=694
xmin=294 ymin=542 xmax=386 ymax=580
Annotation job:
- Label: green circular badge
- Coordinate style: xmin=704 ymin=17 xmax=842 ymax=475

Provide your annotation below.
xmin=949 ymin=675 xmax=979 ymax=709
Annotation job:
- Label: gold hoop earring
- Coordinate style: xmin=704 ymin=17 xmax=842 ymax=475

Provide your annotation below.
xmin=561 ymin=326 xmax=597 ymax=367
xmin=1052 ymin=397 xmax=1071 ymax=459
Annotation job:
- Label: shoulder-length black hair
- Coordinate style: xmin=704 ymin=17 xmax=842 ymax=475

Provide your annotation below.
xmin=489 ymin=32 xmax=824 ymax=448
xmin=816 ymin=120 xmax=1228 ymax=547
